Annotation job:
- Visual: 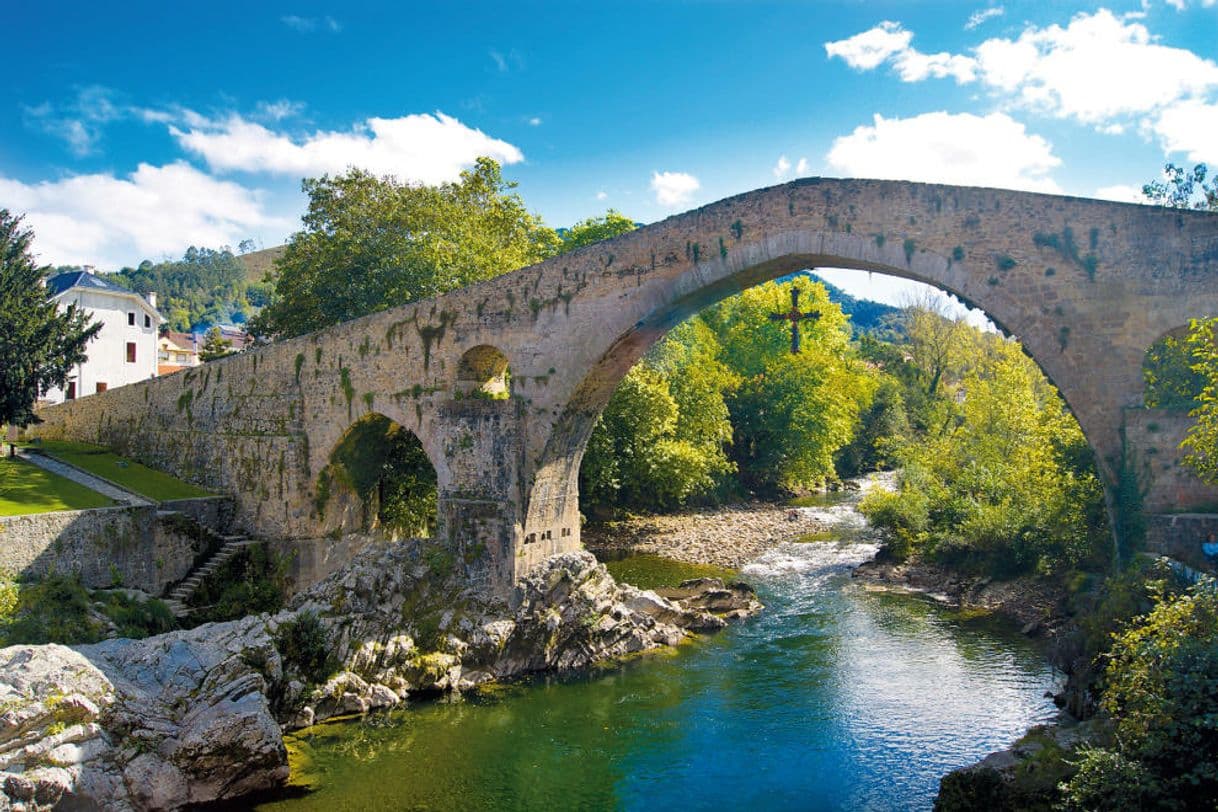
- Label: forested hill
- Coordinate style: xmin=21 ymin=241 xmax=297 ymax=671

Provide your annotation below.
xmin=787 ymin=271 xmax=899 ymax=333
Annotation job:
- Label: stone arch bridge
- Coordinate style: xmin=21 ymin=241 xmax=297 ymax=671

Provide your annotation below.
xmin=34 ymin=179 xmax=1218 ymax=590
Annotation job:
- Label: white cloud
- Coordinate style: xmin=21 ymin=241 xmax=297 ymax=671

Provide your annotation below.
xmin=774 ymin=155 xmax=811 ymax=179
xmin=24 ymin=86 xmax=123 ymax=156
xmin=1151 ymin=98 xmax=1218 ymax=163
xmin=1165 ymin=0 xmax=1216 ymax=8
xmin=650 ymin=171 xmax=700 ymax=208
xmin=825 ymin=111 xmax=1061 ymax=193
xmin=894 ymin=48 xmax=977 ymax=82
xmin=965 ymin=6 xmax=1005 ymax=30
xmin=171 ymin=111 xmax=524 ymax=184
xmin=255 ymin=99 xmax=305 ymax=122
xmin=1094 ymin=184 xmax=1147 ymax=203
xmin=596 ymin=191 xmax=608 ymax=201
xmin=825 ymin=11 xmax=1218 ymax=130
xmin=281 ymin=15 xmax=340 ymax=33
xmin=488 ymin=49 xmax=525 ymax=73
xmin=0 ymin=162 xmax=291 ymax=268
xmin=528 ymin=116 xmax=542 ymax=126
xmin=973 ymin=10 xmax=1218 ymax=123
xmin=824 ymin=21 xmax=912 ymax=70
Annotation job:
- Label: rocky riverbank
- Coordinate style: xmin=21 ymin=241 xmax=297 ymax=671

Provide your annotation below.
xmin=0 ymin=545 xmax=760 ymax=811
xmin=851 ymin=558 xmax=1071 ymax=637
xmin=585 ymin=501 xmax=836 ymax=568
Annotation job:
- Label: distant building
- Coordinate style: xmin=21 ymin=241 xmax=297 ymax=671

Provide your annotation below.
xmin=194 ymin=324 xmax=253 ymax=354
xmin=157 ymin=331 xmax=200 ymax=375
xmin=42 ymin=271 xmax=162 ymax=403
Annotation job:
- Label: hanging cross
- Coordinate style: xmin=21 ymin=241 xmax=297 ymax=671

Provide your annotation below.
xmin=769 ymin=286 xmax=820 ymax=354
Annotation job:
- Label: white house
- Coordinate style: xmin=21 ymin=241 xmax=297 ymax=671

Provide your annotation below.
xmin=42 ymin=271 xmax=162 ymax=403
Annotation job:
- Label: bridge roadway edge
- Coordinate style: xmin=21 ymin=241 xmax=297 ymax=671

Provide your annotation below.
xmin=28 ymin=178 xmax=1218 ymax=591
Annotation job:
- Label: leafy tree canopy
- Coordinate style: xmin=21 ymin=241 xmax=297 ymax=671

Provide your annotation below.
xmin=861 ymin=324 xmax=1109 ymax=575
xmin=557 ymin=210 xmax=638 ymax=253
xmin=1142 ymin=162 xmax=1218 ymax=211
xmin=252 ymin=158 xmax=561 ymax=339
xmin=0 ymin=210 xmax=100 ymax=428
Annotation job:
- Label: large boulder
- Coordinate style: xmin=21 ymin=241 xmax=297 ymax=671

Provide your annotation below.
xmin=0 ymin=618 xmax=287 ymax=811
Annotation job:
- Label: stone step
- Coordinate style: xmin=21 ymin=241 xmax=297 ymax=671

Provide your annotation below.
xmin=162 ymin=537 xmax=260 ymax=610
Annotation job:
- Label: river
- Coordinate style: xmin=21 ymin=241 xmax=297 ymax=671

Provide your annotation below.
xmin=254 ymin=488 xmax=1060 ymax=811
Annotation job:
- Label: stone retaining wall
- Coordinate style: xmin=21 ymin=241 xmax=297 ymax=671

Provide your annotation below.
xmin=0 ymin=498 xmax=232 ymax=595
xmin=1145 ymin=513 xmax=1218 ymax=571
xmin=1124 ymin=408 xmax=1218 ymax=513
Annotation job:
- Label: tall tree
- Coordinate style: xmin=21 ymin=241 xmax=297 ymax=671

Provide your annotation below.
xmin=251 ymin=158 xmax=561 ymax=338
xmin=198 ymin=326 xmax=235 ymax=362
xmin=0 ymin=210 xmax=100 ymax=428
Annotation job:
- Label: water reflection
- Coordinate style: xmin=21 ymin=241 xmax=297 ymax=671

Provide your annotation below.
xmin=258 ymin=518 xmax=1057 ymax=811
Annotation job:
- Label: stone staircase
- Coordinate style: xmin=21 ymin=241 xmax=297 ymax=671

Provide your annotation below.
xmin=161 ymin=534 xmax=257 ymax=618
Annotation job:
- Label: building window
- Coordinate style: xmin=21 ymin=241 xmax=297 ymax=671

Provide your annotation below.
xmin=126 ymin=342 xmax=136 ymax=363
xmin=128 ymin=312 xmax=135 ymax=326
xmin=66 ymin=382 xmax=76 ymax=400
xmin=144 ymin=314 xmax=151 ymax=328
xmin=96 ymin=382 xmax=108 ymax=393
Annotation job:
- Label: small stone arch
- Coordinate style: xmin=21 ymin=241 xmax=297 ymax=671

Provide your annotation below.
xmin=1142 ymin=324 xmax=1205 ymax=410
xmin=316 ymin=413 xmax=438 ymax=539
xmin=456 ymin=344 xmax=511 ymax=398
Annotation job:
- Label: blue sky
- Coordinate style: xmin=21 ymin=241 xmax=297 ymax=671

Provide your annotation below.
xmin=2 ymin=1 xmax=1216 ymax=306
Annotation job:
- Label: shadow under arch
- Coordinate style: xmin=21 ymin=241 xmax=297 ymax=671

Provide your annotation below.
xmin=318 ymin=412 xmax=439 ymax=539
xmin=524 ymin=235 xmax=1105 ymax=535
xmin=456 ymin=344 xmax=511 ymax=399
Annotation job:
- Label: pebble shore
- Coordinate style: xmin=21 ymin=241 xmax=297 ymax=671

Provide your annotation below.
xmin=584 ymin=502 xmax=832 ymax=568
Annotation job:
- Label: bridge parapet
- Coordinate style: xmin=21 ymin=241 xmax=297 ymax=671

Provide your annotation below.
xmin=31 ymin=179 xmax=1218 ymax=591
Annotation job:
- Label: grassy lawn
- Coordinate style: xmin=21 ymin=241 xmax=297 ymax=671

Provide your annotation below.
xmin=22 ymin=440 xmax=211 ymax=501
xmin=0 ymin=457 xmax=114 ymax=515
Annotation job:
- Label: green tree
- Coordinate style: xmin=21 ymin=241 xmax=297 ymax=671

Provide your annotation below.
xmin=557 ymin=210 xmax=638 ymax=253
xmin=862 ymin=331 xmax=1108 ymax=575
xmin=109 ymin=246 xmax=251 ymax=333
xmin=1181 ymin=317 xmax=1218 ymax=484
xmin=580 ymin=356 xmax=734 ymax=513
xmin=252 ymin=158 xmax=561 ymax=338
xmin=0 ymin=211 xmax=100 ymax=428
xmin=1142 ymin=330 xmax=1205 ymax=409
xmin=198 ymin=326 xmax=234 ymax=362
xmin=703 ymin=280 xmax=876 ymax=493
xmin=1142 ymin=162 xmax=1218 ymax=211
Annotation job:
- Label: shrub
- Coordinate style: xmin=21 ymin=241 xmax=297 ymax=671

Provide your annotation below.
xmin=1058 ymin=747 xmax=1151 ymax=811
xmin=187 ymin=544 xmax=289 ymax=624
xmin=275 ymin=611 xmax=336 ymax=684
xmin=2 ymin=573 xmax=100 ymax=645
xmin=859 ymin=486 xmax=928 ymax=561
xmin=1095 ymin=581 xmax=1218 ymax=806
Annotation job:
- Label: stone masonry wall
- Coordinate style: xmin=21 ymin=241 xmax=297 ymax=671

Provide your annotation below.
xmin=30 ymin=179 xmax=1218 ymax=590
xmin=0 ymin=505 xmax=204 ymax=595
xmin=1124 ymin=408 xmax=1218 ymax=514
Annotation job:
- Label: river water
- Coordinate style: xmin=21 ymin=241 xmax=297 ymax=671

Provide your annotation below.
xmin=255 ymin=488 xmax=1060 ymax=811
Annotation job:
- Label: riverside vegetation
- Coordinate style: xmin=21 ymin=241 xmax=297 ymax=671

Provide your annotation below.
xmin=2 ymin=160 xmax=1217 ymax=808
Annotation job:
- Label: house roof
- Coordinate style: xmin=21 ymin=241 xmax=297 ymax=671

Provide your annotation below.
xmin=159 ymin=332 xmax=197 ymax=352
xmin=46 ymin=271 xmax=133 ymax=297
xmin=47 ymin=271 xmax=163 ymax=322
